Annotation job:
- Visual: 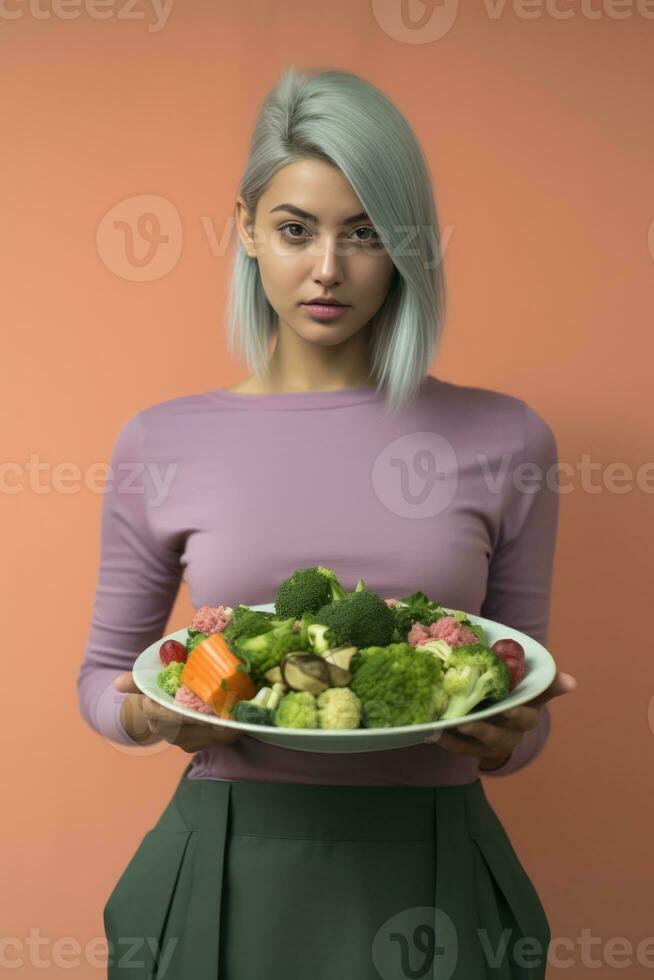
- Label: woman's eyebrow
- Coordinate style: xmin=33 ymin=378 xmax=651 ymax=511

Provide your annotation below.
xmin=269 ymin=203 xmax=370 ymax=225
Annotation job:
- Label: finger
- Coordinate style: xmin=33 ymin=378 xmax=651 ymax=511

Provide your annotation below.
xmin=141 ymin=698 xmax=195 ymax=725
xmin=147 ymin=716 xmax=187 ymax=742
xmin=114 ymin=672 xmax=139 ymax=694
xmin=426 ymin=725 xmax=519 ymax=757
xmin=426 ymin=730 xmax=493 ymax=758
xmin=194 ymin=720 xmax=240 ymax=741
xmin=526 ymin=671 xmax=578 ymax=709
xmin=452 ymin=720 xmax=523 ymax=752
xmin=487 ymin=706 xmax=540 ymax=732
xmin=161 ymin=723 xmax=241 ymax=749
xmin=452 ymin=731 xmax=519 ymax=758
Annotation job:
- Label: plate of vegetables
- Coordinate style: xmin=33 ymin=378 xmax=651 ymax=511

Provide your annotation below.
xmin=132 ymin=566 xmax=556 ymax=754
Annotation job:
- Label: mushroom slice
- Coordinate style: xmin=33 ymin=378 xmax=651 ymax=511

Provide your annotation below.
xmin=280 ymin=653 xmax=331 ymax=694
xmin=326 ymin=663 xmax=352 ymax=687
xmin=322 ymin=646 xmax=358 ymax=672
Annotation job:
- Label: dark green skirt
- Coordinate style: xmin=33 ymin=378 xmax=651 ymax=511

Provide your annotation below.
xmin=103 ymin=763 xmax=551 ymax=979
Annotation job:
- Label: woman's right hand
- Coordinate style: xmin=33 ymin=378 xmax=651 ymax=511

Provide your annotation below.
xmin=114 ymin=672 xmax=241 ymax=752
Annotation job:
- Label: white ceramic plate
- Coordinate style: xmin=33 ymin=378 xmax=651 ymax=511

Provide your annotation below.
xmin=132 ymin=603 xmax=556 ymax=754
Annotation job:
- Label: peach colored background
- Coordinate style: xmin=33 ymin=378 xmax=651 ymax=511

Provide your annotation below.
xmin=3 ymin=2 xmax=653 ymax=977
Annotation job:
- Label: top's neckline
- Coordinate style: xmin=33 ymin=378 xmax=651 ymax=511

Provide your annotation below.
xmin=209 ymin=383 xmax=389 ymax=411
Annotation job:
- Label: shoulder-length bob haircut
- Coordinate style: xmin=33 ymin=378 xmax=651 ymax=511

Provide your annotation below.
xmin=226 ymin=65 xmax=446 ymax=416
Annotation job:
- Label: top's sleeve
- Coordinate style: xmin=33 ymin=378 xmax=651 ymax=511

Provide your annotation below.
xmin=76 ymin=411 xmax=184 ymax=747
xmin=478 ymin=401 xmax=560 ymax=777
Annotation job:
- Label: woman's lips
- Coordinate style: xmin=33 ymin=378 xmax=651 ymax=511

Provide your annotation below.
xmin=301 ymin=303 xmax=349 ymax=321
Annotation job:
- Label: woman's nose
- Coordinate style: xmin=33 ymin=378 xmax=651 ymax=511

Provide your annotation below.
xmin=310 ymin=235 xmax=346 ymax=282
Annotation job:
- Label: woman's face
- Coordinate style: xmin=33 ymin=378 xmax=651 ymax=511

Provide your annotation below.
xmin=235 ymin=158 xmax=397 ymax=348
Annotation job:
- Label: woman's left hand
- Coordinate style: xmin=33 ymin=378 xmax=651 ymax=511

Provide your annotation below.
xmin=424 ymin=671 xmax=578 ymax=771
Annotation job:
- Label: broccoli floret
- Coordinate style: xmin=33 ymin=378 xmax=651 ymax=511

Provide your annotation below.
xmin=157 ymin=661 xmax=185 ymax=696
xmin=273 ymin=691 xmax=319 ymax=729
xmin=235 ymin=618 xmax=306 ymax=682
xmin=230 ymin=684 xmax=285 ymax=725
xmin=431 ymin=684 xmax=449 ymax=720
xmin=274 ymin=566 xmax=346 ymax=619
xmin=294 ymin=610 xmax=320 ymax=649
xmin=221 ymin=607 xmax=277 ymax=651
xmin=349 ymin=642 xmax=443 ymax=728
xmin=440 ymin=644 xmax=510 ymax=720
xmin=313 ymin=590 xmax=396 ymax=649
xmin=415 ymin=639 xmax=452 ymax=663
xmin=315 ymin=566 xmax=348 ymax=601
xmin=317 ymin=687 xmax=362 ymax=729
xmin=306 ymin=622 xmax=333 ymax=655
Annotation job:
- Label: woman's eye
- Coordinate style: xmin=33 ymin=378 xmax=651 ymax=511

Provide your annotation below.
xmin=278 ymin=223 xmax=382 ymax=246
xmin=279 ymin=222 xmax=308 ymax=242
xmin=353 ymin=227 xmax=382 ymax=245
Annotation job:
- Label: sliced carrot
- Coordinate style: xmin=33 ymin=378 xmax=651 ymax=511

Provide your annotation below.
xmin=181 ymin=633 xmax=256 ymax=718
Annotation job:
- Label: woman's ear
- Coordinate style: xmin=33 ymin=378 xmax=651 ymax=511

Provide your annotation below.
xmin=235 ymin=196 xmax=257 ymax=257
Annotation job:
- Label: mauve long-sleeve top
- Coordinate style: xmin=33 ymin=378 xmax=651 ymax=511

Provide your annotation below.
xmin=76 ymin=374 xmax=559 ymax=785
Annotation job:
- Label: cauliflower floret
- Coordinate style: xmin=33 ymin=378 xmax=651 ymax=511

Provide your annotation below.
xmin=317 ymin=687 xmax=362 ymax=730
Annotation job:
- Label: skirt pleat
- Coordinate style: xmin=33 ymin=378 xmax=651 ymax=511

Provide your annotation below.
xmin=469 ymin=843 xmax=515 ymax=980
xmin=103 ymin=764 xmax=551 ymax=980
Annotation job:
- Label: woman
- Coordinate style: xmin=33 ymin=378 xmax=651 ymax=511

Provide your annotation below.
xmin=78 ymin=66 xmax=577 ymax=979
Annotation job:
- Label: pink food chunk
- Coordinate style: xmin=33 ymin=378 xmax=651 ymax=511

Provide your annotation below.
xmin=174 ymin=683 xmax=215 ymax=714
xmin=429 ymin=616 xmax=478 ymax=647
xmin=190 ymin=605 xmax=233 ymax=634
xmin=407 ymin=622 xmax=432 ymax=645
xmin=408 ymin=615 xmax=477 ymax=648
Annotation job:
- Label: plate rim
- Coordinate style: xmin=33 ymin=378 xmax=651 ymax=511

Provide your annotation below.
xmin=132 ymin=604 xmax=557 ymax=737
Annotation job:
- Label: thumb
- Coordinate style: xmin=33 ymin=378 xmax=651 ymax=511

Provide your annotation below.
xmin=527 ymin=671 xmax=578 ymax=710
xmin=114 ymin=671 xmax=140 ymax=694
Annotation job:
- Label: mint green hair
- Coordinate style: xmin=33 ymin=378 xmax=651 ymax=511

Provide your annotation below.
xmin=226 ymin=66 xmax=446 ymax=415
